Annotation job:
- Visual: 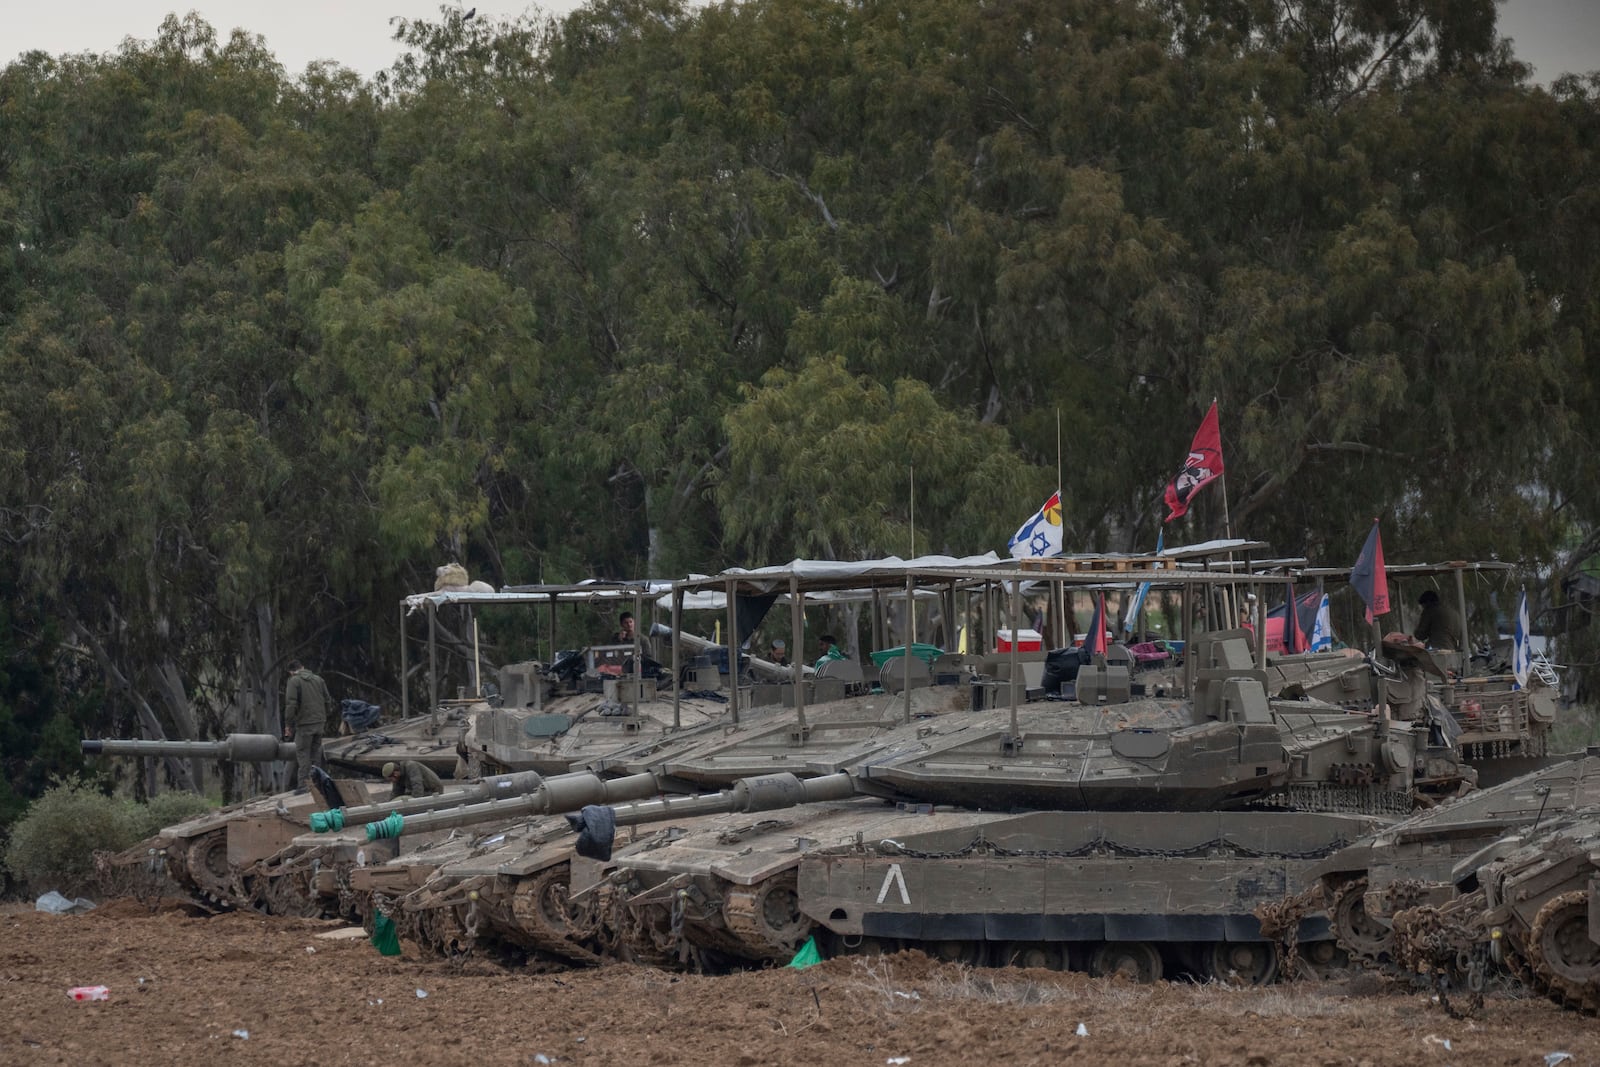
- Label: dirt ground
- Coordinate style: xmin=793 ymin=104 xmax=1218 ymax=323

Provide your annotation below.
xmin=2 ymin=901 xmax=1598 ymax=1067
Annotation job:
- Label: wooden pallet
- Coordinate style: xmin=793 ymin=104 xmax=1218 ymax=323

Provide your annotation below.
xmin=1017 ymin=556 xmax=1164 ymax=574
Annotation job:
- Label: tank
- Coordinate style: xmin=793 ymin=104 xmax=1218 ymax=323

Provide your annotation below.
xmin=321 ymin=578 xmax=767 ymax=780
xmin=1385 ymin=804 xmax=1600 ymax=1012
xmin=93 ymin=774 xmax=390 ymax=908
xmin=1308 ymin=754 xmax=1600 ymax=972
xmin=343 ymin=687 xmax=967 ymax=963
xmin=161 ymin=649 xmax=962 ymax=921
xmin=1283 ymin=560 xmax=1560 ymax=784
xmin=320 ymin=662 xmax=731 ymax=780
xmin=598 ymin=781 xmax=1382 ymax=982
xmin=372 ymin=625 xmax=1475 ymax=978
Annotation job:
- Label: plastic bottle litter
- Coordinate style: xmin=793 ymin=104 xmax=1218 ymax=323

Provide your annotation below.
xmin=1545 ymin=1054 xmax=1573 ymax=1067
xmin=68 ymin=986 xmax=109 ymax=1001
xmin=232 ymin=1030 xmax=249 ymax=1040
xmin=1075 ymin=1023 xmax=1089 ymax=1037
xmin=886 ymin=1059 xmax=910 ymax=1066
xmin=415 ymin=988 xmax=428 ymax=999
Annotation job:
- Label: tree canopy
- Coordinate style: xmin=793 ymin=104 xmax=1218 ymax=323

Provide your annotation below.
xmin=2 ymin=0 xmax=1597 ymax=810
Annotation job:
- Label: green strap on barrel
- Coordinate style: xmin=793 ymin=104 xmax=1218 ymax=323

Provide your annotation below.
xmin=310 ymin=809 xmax=346 ymax=834
xmin=365 ymin=810 xmax=404 ymax=841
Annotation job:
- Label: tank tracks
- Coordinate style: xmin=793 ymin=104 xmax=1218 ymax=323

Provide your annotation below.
xmin=1526 ymin=890 xmax=1600 ymax=1013
xmin=1328 ymin=876 xmax=1399 ymax=972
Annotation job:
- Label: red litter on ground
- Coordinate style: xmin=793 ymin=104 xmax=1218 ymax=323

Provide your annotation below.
xmin=68 ymin=986 xmax=109 ymax=1001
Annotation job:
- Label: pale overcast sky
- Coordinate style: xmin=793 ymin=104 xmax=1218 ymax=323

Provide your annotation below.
xmin=4 ymin=0 xmax=1598 ymax=83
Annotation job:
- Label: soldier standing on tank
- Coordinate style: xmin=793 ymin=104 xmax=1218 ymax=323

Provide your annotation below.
xmin=283 ymin=659 xmax=332 ymax=793
xmin=384 ymin=760 xmax=444 ymax=799
xmin=1413 ymin=590 xmax=1464 ymax=651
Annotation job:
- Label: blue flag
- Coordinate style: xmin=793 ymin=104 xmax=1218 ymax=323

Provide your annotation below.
xmin=1123 ymin=531 xmax=1164 ymax=635
xmin=1513 ymin=588 xmax=1532 ymax=689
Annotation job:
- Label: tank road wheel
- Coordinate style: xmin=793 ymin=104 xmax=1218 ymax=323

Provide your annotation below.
xmin=723 ymin=871 xmax=811 ymax=959
xmin=927 ymin=939 xmax=987 ymax=967
xmin=1330 ymin=877 xmax=1395 ymax=967
xmin=1001 ymin=942 xmax=1066 ymax=971
xmin=1298 ymin=939 xmax=1350 ymax=980
xmin=1090 ymin=942 xmax=1164 ymax=983
xmin=1206 ymin=941 xmax=1279 ymax=986
xmin=256 ymin=872 xmax=326 ymax=918
xmin=835 ymin=936 xmax=899 ymax=958
xmin=1529 ymin=891 xmax=1600 ymax=1012
xmin=511 ymin=863 xmax=599 ymax=959
xmin=181 ymin=831 xmax=235 ymax=902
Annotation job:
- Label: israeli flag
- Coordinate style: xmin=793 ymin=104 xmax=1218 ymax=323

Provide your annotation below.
xmin=1007 ymin=492 xmax=1065 ymax=560
xmin=1309 ymin=594 xmax=1333 ymax=652
xmin=1513 ymin=588 xmax=1532 ymax=689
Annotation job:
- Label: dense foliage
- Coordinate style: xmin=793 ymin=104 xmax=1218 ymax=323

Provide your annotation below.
xmin=1 ymin=0 xmax=1597 ymax=812
xmin=1 ymin=777 xmax=215 ymax=896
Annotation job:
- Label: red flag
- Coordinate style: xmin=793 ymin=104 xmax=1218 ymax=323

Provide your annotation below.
xmin=1086 ymin=592 xmax=1109 ymax=656
xmin=1351 ymin=521 xmax=1389 ymax=623
xmin=1163 ymin=401 xmax=1225 ymax=523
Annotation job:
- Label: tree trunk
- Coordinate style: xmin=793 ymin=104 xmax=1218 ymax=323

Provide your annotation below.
xmin=68 ymin=619 xmax=198 ymax=793
xmin=151 ymin=659 xmax=204 ymax=795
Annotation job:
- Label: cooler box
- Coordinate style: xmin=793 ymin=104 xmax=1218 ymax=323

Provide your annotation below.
xmin=995 ymin=628 xmax=1042 ymax=653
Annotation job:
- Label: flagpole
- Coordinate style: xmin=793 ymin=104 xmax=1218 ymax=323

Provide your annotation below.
xmin=909 ymin=463 xmax=915 ymax=557
xmin=1056 ymin=408 xmax=1065 ymax=647
xmin=1214 ymin=396 xmax=1239 ymax=636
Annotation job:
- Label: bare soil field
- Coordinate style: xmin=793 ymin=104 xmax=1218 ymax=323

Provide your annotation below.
xmin=1 ymin=900 xmax=1597 ymax=1066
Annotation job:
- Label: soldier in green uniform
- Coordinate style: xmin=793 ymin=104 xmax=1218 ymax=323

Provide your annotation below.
xmin=283 ymin=659 xmax=333 ymax=793
xmin=384 ymin=760 xmax=445 ymax=799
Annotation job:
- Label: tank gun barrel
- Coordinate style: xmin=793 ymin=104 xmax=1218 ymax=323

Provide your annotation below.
xmin=311 ymin=770 xmax=549 ymax=832
xmin=607 ymin=772 xmax=857 ymax=828
xmin=668 ymin=628 xmax=802 ymax=683
xmin=360 ymin=771 xmax=664 ymax=841
xmin=81 ymin=734 xmax=297 ymax=762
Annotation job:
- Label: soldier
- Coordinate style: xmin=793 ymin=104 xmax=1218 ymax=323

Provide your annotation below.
xmin=283 ymin=659 xmax=332 ymax=793
xmin=384 ymin=760 xmax=444 ymax=799
xmin=813 ymin=634 xmax=846 ymax=671
xmin=1413 ymin=590 xmax=1464 ymax=651
xmin=615 ymin=611 xmax=654 ymax=658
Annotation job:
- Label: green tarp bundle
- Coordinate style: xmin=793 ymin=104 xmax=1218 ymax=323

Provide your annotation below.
xmin=787 ymin=936 xmax=822 ymax=969
xmin=370 ymin=912 xmax=402 ymax=956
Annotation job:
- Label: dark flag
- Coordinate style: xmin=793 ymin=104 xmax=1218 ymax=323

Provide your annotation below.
xmin=1267 ymin=590 xmax=1321 ymax=653
xmin=1163 ymin=401 xmax=1225 ymax=523
xmin=1351 ymin=521 xmax=1390 ymax=623
xmin=1086 ymin=592 xmax=1109 ymax=656
xmin=1280 ymin=588 xmax=1305 ymax=653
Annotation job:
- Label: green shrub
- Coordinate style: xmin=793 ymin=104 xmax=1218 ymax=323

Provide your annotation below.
xmin=131 ymin=791 xmax=217 ymax=838
xmin=2 ymin=776 xmax=141 ymax=897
